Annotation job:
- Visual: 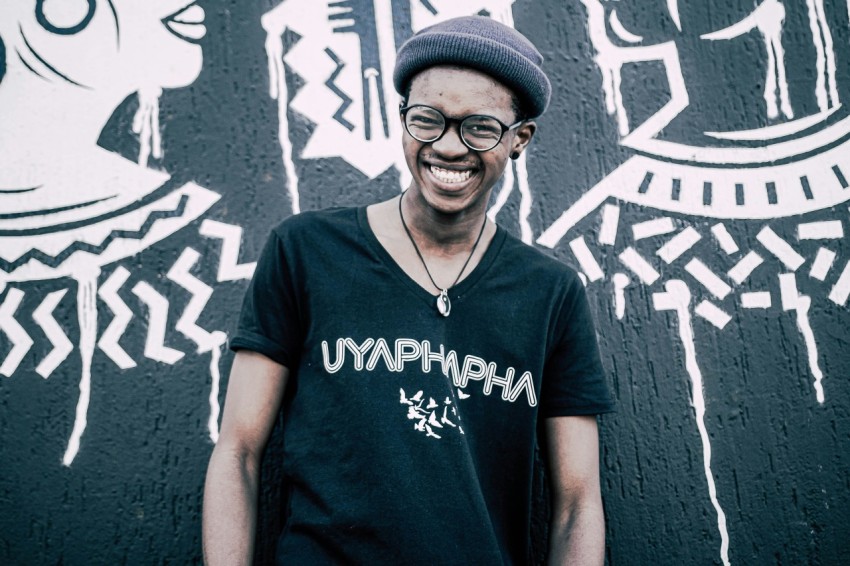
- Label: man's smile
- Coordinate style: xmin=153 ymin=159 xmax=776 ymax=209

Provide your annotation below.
xmin=429 ymin=165 xmax=474 ymax=184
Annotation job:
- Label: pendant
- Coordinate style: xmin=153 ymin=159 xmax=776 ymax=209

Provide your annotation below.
xmin=436 ymin=289 xmax=451 ymax=317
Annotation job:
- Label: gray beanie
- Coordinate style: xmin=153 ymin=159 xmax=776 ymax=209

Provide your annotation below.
xmin=393 ymin=16 xmax=551 ymax=118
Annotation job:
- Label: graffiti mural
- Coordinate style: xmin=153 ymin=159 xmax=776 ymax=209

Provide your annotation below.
xmin=2 ymin=1 xmax=849 ymax=564
xmin=261 ymin=0 xmax=539 ymax=241
xmin=536 ymin=1 xmax=850 ymax=564
xmin=0 ymin=1 xmax=257 ymax=466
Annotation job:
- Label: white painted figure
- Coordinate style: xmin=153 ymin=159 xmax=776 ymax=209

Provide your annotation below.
xmin=700 ymin=0 xmax=793 ymax=120
xmin=579 ymin=0 xmax=688 ymax=138
xmin=0 ymin=0 xmax=213 ymax=242
xmin=0 ymin=1 xmax=252 ymax=464
xmin=536 ymin=3 xmax=850 ymax=564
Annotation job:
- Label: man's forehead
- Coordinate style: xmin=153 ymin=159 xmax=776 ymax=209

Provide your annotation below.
xmin=407 ymin=66 xmax=517 ymax=112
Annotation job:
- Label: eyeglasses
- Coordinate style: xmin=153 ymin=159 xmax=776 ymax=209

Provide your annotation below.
xmin=400 ymin=104 xmax=523 ymax=152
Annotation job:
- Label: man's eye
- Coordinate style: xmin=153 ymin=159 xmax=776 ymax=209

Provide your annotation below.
xmin=409 ymin=117 xmax=442 ymax=128
xmin=464 ymin=122 xmax=500 ymax=138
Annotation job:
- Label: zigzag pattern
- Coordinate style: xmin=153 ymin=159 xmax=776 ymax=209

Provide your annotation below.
xmin=167 ymin=247 xmax=227 ymax=442
xmin=323 ymin=47 xmax=355 ymax=131
xmin=199 ymin=220 xmax=256 ymax=281
xmin=167 ymin=247 xmax=226 ymax=354
xmin=131 ymin=281 xmax=184 ymax=364
xmin=97 ymin=267 xmax=136 ymax=369
xmin=0 ymin=288 xmax=33 ymax=376
xmin=1 ymin=212 xmax=256 ymax=452
xmin=0 ymin=195 xmax=188 ymax=273
xmin=32 ymin=289 xmax=73 ymax=378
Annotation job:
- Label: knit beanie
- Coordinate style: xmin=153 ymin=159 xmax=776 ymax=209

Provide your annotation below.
xmin=393 ymin=16 xmax=551 ymax=118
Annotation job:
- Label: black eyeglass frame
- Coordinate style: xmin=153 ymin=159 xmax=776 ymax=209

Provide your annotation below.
xmin=400 ymin=104 xmax=524 ymax=152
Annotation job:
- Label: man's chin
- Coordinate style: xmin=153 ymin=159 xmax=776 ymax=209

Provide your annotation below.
xmin=419 ymin=188 xmax=491 ymax=218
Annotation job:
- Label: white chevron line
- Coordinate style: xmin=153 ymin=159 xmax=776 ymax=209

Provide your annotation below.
xmin=131 ymin=282 xmax=184 ymax=364
xmin=167 ymin=248 xmax=226 ymax=353
xmin=32 ymin=289 xmax=73 ymax=378
xmin=199 ymin=220 xmax=257 ymax=282
xmin=0 ymin=288 xmax=34 ymax=377
xmin=97 ymin=267 xmax=136 ymax=370
xmin=167 ymin=247 xmax=227 ymax=443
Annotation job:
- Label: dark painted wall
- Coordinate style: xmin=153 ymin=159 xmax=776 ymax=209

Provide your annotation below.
xmin=1 ymin=1 xmax=849 ymax=564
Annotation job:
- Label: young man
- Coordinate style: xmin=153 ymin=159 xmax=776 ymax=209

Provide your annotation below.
xmin=203 ymin=16 xmax=614 ymax=565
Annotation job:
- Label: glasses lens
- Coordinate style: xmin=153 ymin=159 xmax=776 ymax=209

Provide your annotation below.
xmin=405 ymin=106 xmax=445 ymax=142
xmin=461 ymin=116 xmax=503 ymax=150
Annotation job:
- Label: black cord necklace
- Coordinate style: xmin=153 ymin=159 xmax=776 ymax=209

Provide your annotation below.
xmin=398 ymin=193 xmax=488 ymax=317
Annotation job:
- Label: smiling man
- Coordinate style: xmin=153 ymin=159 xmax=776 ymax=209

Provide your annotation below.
xmin=203 ymin=15 xmax=614 ymax=565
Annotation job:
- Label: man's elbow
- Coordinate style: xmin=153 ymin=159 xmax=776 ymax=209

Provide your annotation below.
xmin=550 ymin=482 xmax=604 ymax=527
xmin=207 ymin=438 xmax=262 ymax=480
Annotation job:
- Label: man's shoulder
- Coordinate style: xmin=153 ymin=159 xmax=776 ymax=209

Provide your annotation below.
xmin=497 ymin=228 xmax=583 ymax=288
xmin=269 ymin=206 xmax=360 ymax=240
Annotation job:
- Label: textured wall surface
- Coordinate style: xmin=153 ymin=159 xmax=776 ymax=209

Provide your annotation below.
xmin=1 ymin=1 xmax=849 ymax=564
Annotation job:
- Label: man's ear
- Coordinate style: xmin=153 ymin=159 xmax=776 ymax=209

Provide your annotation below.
xmin=510 ymin=121 xmax=537 ymax=159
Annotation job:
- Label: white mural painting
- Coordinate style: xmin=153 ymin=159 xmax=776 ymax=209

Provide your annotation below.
xmin=652 ymin=280 xmax=730 ymax=565
xmin=0 ymin=1 xmax=255 ymax=464
xmin=700 ymin=0 xmax=793 ymax=120
xmin=538 ymin=1 xmax=850 ymax=564
xmin=262 ymin=0 xmax=537 ymax=242
xmin=2 ymin=3 xmax=844 ymax=559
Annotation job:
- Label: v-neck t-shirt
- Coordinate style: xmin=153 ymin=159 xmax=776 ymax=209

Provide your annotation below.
xmin=231 ymin=206 xmax=614 ymax=565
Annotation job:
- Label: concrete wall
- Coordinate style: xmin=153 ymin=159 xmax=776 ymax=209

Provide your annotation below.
xmin=1 ymin=1 xmax=849 ymax=564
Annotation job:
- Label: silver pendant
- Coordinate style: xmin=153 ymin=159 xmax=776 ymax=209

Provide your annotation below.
xmin=436 ymin=289 xmax=451 ymax=317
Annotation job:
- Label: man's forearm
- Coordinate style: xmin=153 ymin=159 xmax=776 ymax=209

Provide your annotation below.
xmin=202 ymin=446 xmax=260 ymax=566
xmin=546 ymin=499 xmax=606 ymax=566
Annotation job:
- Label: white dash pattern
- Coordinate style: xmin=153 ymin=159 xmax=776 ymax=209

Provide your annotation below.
xmin=569 ymin=236 xmax=605 ymax=282
xmin=657 ymin=227 xmax=701 ymax=264
xmin=685 ymin=259 xmax=732 ymax=299
xmin=619 ymin=247 xmax=660 ymax=285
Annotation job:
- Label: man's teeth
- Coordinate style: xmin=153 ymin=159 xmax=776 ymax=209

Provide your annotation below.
xmin=430 ymin=166 xmax=472 ymax=184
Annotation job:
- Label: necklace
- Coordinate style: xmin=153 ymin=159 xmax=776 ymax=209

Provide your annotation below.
xmin=398 ymin=193 xmax=487 ymax=317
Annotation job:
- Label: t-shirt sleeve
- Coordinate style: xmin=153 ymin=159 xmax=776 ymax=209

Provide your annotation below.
xmin=539 ymin=274 xmax=615 ymax=417
xmin=229 ymin=228 xmax=303 ymax=368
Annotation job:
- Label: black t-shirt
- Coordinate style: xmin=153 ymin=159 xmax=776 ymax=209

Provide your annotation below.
xmin=231 ymin=206 xmax=614 ymax=565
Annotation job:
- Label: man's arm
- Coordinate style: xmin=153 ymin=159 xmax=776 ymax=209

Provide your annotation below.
xmin=544 ymin=415 xmax=606 ymax=566
xmin=203 ymin=350 xmax=289 ymax=566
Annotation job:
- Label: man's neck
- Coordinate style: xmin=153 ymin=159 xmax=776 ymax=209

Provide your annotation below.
xmin=400 ymin=190 xmax=489 ymax=256
xmin=366 ymin=194 xmax=496 ymax=293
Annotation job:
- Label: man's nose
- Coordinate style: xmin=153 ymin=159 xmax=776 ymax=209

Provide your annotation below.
xmin=430 ymin=124 xmax=469 ymax=158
